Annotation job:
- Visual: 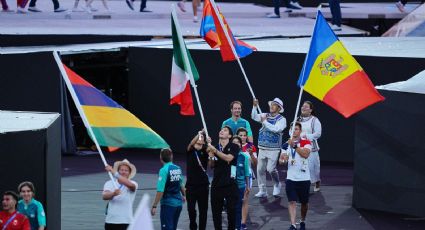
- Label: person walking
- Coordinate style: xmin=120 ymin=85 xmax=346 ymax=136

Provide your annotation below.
xmin=251 ymin=98 xmax=287 ymax=198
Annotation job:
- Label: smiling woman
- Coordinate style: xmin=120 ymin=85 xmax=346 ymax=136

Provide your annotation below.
xmin=17 ymin=181 xmax=46 ymax=230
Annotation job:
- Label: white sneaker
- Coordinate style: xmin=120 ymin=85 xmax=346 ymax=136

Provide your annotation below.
xmin=28 ymin=6 xmax=42 ymax=12
xmin=255 ymin=191 xmax=267 ymax=198
xmin=177 ymin=1 xmax=186 ymax=12
xmin=290 ymin=1 xmax=303 ymax=10
xmin=313 ymin=186 xmax=321 ymax=192
xmin=273 ymin=182 xmax=282 ymax=197
xmin=331 ymin=24 xmax=342 ymax=31
xmin=17 ymin=7 xmax=27 ymax=14
xmin=193 ymin=16 xmax=198 ymax=23
xmin=266 ymin=13 xmax=280 ymax=18
xmin=395 ymin=1 xmax=406 ymax=13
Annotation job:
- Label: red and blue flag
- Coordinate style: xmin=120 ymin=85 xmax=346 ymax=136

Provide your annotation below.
xmin=200 ymin=0 xmax=256 ymax=62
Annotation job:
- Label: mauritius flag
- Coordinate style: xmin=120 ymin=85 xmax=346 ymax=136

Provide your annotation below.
xmin=63 ymin=65 xmax=169 ymax=149
xmin=170 ymin=13 xmax=199 ymax=116
xmin=298 ymin=11 xmax=384 ymax=118
xmin=200 ymin=0 xmax=256 ymax=62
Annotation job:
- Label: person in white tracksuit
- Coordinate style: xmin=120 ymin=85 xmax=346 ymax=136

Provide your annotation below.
xmin=252 ymin=98 xmax=287 ymax=198
xmin=297 ymin=101 xmax=322 ymax=192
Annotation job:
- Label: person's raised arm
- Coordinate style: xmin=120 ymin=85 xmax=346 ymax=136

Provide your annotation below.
xmin=106 ymin=165 xmax=136 ymax=192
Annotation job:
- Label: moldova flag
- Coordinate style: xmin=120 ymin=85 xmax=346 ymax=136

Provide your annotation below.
xmin=298 ymin=11 xmax=384 ymax=118
xmin=200 ymin=0 xmax=256 ymax=62
xmin=63 ymin=65 xmax=169 ymax=149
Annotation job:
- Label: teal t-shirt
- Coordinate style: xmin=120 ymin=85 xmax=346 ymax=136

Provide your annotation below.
xmin=17 ymin=198 xmax=46 ymax=230
xmin=236 ymin=152 xmax=250 ymax=189
xmin=157 ymin=162 xmax=184 ymax=207
xmin=222 ymin=117 xmax=253 ymax=137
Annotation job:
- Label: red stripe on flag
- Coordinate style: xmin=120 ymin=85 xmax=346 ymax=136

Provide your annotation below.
xmin=323 ymin=70 xmax=385 ymax=118
xmin=63 ymin=65 xmax=93 ymax=87
xmin=170 ymin=82 xmax=195 ymax=116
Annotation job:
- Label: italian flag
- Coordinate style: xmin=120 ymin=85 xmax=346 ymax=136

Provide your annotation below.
xmin=170 ymin=15 xmax=200 ymax=116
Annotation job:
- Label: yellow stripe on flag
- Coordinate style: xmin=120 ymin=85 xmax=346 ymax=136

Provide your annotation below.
xmin=83 ymin=106 xmax=152 ymax=129
xmin=304 ymin=41 xmax=364 ymax=100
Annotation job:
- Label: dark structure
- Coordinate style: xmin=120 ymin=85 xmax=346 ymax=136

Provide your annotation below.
xmin=0 ymin=113 xmax=61 ymax=230
xmin=353 ymin=90 xmax=425 ymax=217
xmin=128 ymin=47 xmax=425 ymax=163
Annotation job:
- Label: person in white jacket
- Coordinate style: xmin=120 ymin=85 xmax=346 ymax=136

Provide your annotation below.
xmin=251 ymin=98 xmax=287 ymax=198
xmin=297 ymin=101 xmax=322 ymax=192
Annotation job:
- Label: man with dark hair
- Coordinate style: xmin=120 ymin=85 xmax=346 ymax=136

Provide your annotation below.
xmin=0 ymin=191 xmax=30 ymax=230
xmin=206 ymin=126 xmax=239 ymax=230
xmin=222 ymin=101 xmax=254 ymax=143
xmin=280 ymin=122 xmax=312 ymax=230
xmin=151 ymin=148 xmax=186 ymax=230
xmin=185 ymin=131 xmax=210 ymax=230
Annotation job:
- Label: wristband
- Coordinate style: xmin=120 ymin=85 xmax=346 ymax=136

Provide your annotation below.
xmin=152 ymin=205 xmax=157 ymax=208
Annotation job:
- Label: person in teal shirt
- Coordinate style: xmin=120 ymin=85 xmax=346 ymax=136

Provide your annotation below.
xmin=17 ymin=181 xmax=46 ymax=230
xmin=222 ymin=101 xmax=254 ymax=143
xmin=231 ymin=136 xmax=250 ymax=230
xmin=151 ymin=148 xmax=186 ymax=230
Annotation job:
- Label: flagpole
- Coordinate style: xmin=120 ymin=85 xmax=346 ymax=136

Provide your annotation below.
xmin=209 ymin=0 xmax=262 ymax=113
xmin=289 ymin=7 xmax=321 ymax=137
xmin=52 ymin=51 xmax=118 ymax=188
xmin=171 ymin=6 xmax=210 ymax=139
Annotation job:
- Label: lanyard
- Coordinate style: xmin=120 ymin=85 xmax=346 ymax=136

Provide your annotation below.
xmin=2 ymin=213 xmax=17 ymax=230
xmin=194 ymin=151 xmax=206 ymax=173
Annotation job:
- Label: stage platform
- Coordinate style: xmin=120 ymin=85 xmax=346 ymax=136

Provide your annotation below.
xmin=61 ymin=153 xmax=425 ymax=230
xmin=4 ymin=1 xmax=416 ymax=46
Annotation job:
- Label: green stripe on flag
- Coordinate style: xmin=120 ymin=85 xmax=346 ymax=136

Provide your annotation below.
xmin=172 ymin=15 xmax=199 ymax=81
xmin=91 ymin=127 xmax=169 ymax=149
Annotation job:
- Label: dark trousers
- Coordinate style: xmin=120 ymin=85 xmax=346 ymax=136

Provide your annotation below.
xmin=211 ymin=184 xmax=239 ymax=230
xmin=187 ymin=186 xmax=209 ymax=230
xmin=104 ymin=223 xmax=129 ymax=230
xmin=29 ymin=0 xmax=60 ymax=9
xmin=160 ymin=205 xmax=182 ymax=230
xmin=329 ymin=0 xmax=341 ymax=26
xmin=235 ymin=186 xmax=245 ymax=229
xmin=140 ymin=0 xmax=147 ymax=11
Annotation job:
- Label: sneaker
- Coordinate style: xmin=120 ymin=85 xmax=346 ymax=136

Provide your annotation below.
xmin=140 ymin=8 xmax=152 ymax=12
xmin=254 ymin=191 xmax=268 ymax=198
xmin=193 ymin=16 xmax=198 ymax=22
xmin=284 ymin=9 xmax=293 ymax=13
xmin=125 ymin=0 xmax=134 ymax=10
xmin=313 ymin=186 xmax=321 ymax=192
xmin=177 ymin=1 xmax=186 ymax=12
xmin=28 ymin=6 xmax=42 ymax=12
xmin=299 ymin=221 xmax=306 ymax=230
xmin=289 ymin=1 xmax=303 ymax=10
xmin=331 ymin=24 xmax=342 ymax=31
xmin=273 ymin=182 xmax=282 ymax=197
xmin=241 ymin=223 xmax=248 ymax=230
xmin=17 ymin=7 xmax=27 ymax=13
xmin=54 ymin=7 xmax=67 ymax=13
xmin=89 ymin=6 xmax=98 ymax=12
xmin=266 ymin=13 xmax=280 ymax=18
xmin=288 ymin=224 xmax=297 ymax=230
xmin=395 ymin=1 xmax=406 ymax=13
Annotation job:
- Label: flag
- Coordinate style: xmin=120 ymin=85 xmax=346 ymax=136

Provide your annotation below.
xmin=298 ymin=11 xmax=384 ymax=118
xmin=63 ymin=65 xmax=169 ymax=149
xmin=127 ymin=194 xmax=154 ymax=230
xmin=170 ymin=14 xmax=199 ymax=116
xmin=200 ymin=0 xmax=256 ymax=62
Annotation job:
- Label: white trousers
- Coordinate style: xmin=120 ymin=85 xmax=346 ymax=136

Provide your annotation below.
xmin=256 ymin=148 xmax=280 ymax=192
xmin=308 ymin=151 xmax=321 ymax=183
